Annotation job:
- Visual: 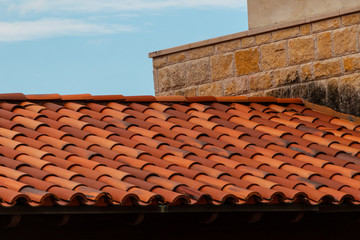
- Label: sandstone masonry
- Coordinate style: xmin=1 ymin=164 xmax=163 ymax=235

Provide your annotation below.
xmin=150 ymin=10 xmax=360 ymax=115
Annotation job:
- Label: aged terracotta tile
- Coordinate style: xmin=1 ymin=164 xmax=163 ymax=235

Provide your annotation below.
xmin=61 ymin=94 xmax=92 ymax=101
xmin=0 ymin=94 xmax=359 ymax=208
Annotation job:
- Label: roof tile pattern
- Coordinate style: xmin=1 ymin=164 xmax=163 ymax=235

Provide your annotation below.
xmin=0 ymin=94 xmax=360 ymax=207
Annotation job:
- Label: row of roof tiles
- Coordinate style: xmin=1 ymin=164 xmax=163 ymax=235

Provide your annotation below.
xmin=0 ymin=95 xmax=359 ymax=207
xmin=0 ymin=93 xmax=302 ymax=104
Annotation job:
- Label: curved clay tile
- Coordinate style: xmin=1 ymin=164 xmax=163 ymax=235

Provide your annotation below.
xmin=151 ymin=187 xmax=190 ymax=205
xmin=2 ymin=96 xmax=360 ymax=209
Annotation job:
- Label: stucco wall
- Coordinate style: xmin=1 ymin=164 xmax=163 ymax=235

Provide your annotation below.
xmin=248 ymin=0 xmax=360 ymax=29
xmin=150 ymin=10 xmax=360 ymax=115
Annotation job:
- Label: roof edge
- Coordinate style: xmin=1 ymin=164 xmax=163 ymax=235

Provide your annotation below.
xmin=0 ymin=93 xmax=303 ymax=104
xmin=303 ymin=100 xmax=360 ymax=123
xmin=148 ymin=6 xmax=360 ymax=58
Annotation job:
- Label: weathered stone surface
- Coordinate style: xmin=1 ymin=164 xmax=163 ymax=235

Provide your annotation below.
xmin=153 ymin=56 xmax=167 ymax=68
xmin=288 ymin=36 xmax=315 ymax=64
xmin=188 ymin=46 xmax=214 ymax=60
xmin=300 ymin=24 xmax=311 ymax=36
xmin=234 ymin=48 xmax=260 ymax=75
xmin=168 ymin=52 xmax=187 ymax=64
xmin=152 ymin=14 xmax=359 ymax=113
xmin=300 ymin=63 xmax=313 ymax=82
xmin=327 ymin=78 xmax=340 ymax=112
xmin=249 ymin=72 xmax=272 ymax=91
xmin=215 ymin=40 xmax=240 ymax=54
xmin=343 ymin=53 xmax=360 ymax=72
xmin=261 ymin=41 xmax=287 ymax=70
xmin=246 ymin=91 xmax=265 ymax=97
xmin=198 ymin=82 xmax=222 ymax=96
xmin=306 ymin=81 xmax=327 ymax=106
xmin=156 ymin=91 xmax=174 ymax=96
xmin=264 ymin=87 xmax=291 ymax=98
xmin=272 ymin=27 xmax=299 ymax=41
xmin=153 ymin=69 xmax=159 ymax=93
xmin=339 ymin=73 xmax=360 ymax=116
xmin=255 ymin=33 xmax=271 ymax=45
xmin=314 ymin=59 xmax=341 ymax=79
xmin=317 ymin=31 xmax=332 ymax=60
xmin=241 ymin=36 xmax=256 ymax=48
xmin=312 ymin=17 xmax=340 ymax=33
xmin=174 ymin=86 xmax=197 ymax=97
xmin=333 ymin=26 xmax=357 ymax=56
xmin=222 ymin=77 xmax=248 ymax=95
xmin=210 ymin=54 xmax=234 ymax=81
xmin=185 ymin=58 xmax=210 ymax=87
xmin=272 ymin=66 xmax=300 ymax=87
xmin=342 ymin=13 xmax=360 ymax=26
xmin=158 ymin=63 xmax=186 ymax=92
xmin=290 ymin=81 xmax=327 ymax=105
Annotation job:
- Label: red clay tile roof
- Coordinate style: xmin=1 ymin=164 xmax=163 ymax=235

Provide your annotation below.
xmin=0 ymin=93 xmax=360 ymax=208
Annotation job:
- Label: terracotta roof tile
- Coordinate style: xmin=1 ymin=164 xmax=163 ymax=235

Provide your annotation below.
xmin=0 ymin=94 xmax=359 ymax=209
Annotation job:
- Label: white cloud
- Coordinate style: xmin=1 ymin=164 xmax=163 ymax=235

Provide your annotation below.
xmin=0 ymin=0 xmax=247 ymax=42
xmin=8 ymin=0 xmax=247 ymax=14
xmin=0 ymin=19 xmax=134 ymax=41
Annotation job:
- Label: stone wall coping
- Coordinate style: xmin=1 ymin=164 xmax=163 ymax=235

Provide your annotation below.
xmin=148 ymin=5 xmax=360 ymax=58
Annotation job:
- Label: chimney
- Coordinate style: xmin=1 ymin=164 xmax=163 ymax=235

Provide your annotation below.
xmin=247 ymin=0 xmax=360 ymax=29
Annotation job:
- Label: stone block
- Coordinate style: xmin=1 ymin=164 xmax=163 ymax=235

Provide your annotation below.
xmin=300 ymin=63 xmax=313 ymax=82
xmin=272 ymin=27 xmax=299 ymax=41
xmin=312 ymin=17 xmax=340 ymax=33
xmin=290 ymin=81 xmax=327 ymax=106
xmin=261 ymin=41 xmax=287 ymax=70
xmin=264 ymin=87 xmax=291 ymax=98
xmin=327 ymin=78 xmax=340 ymax=112
xmin=168 ymin=52 xmax=187 ymax=64
xmin=158 ymin=63 xmax=186 ymax=92
xmin=215 ymin=40 xmax=240 ymax=54
xmin=198 ymin=82 xmax=222 ymax=96
xmin=222 ymin=77 xmax=248 ymax=96
xmin=342 ymin=13 xmax=360 ymax=26
xmin=343 ymin=53 xmax=360 ymax=72
xmin=174 ymin=86 xmax=197 ymax=97
xmin=339 ymin=73 xmax=360 ymax=116
xmin=210 ymin=54 xmax=234 ymax=81
xmin=333 ymin=26 xmax=357 ymax=56
xmin=185 ymin=58 xmax=210 ymax=87
xmin=153 ymin=69 xmax=159 ymax=93
xmin=317 ymin=31 xmax=332 ymax=60
xmin=241 ymin=36 xmax=256 ymax=48
xmin=300 ymin=24 xmax=311 ymax=36
xmin=188 ymin=46 xmax=214 ymax=60
xmin=156 ymin=91 xmax=174 ymax=96
xmin=153 ymin=56 xmax=167 ymax=68
xmin=234 ymin=48 xmax=260 ymax=75
xmin=246 ymin=91 xmax=265 ymax=97
xmin=249 ymin=72 xmax=272 ymax=91
xmin=272 ymin=66 xmax=300 ymax=87
xmin=289 ymin=36 xmax=315 ymax=65
xmin=256 ymin=33 xmax=271 ymax=45
xmin=313 ymin=59 xmax=341 ymax=79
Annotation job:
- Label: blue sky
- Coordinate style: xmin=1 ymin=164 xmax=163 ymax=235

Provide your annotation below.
xmin=0 ymin=0 xmax=248 ymax=95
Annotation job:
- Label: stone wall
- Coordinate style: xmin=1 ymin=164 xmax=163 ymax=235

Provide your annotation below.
xmin=248 ymin=0 xmax=360 ymax=29
xmin=150 ymin=10 xmax=360 ymax=115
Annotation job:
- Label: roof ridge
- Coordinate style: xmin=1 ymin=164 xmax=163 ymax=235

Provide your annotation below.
xmin=0 ymin=93 xmax=303 ymax=104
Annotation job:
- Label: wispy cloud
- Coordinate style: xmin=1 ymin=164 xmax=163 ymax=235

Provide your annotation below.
xmin=0 ymin=19 xmax=134 ymax=41
xmin=0 ymin=0 xmax=246 ymax=42
xmin=8 ymin=0 xmax=247 ymax=14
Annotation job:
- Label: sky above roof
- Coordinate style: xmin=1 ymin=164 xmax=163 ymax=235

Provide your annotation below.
xmin=0 ymin=0 xmax=248 ymax=95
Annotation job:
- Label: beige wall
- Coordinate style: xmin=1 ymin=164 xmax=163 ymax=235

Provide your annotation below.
xmin=248 ymin=0 xmax=360 ymax=29
xmin=150 ymin=10 xmax=360 ymax=116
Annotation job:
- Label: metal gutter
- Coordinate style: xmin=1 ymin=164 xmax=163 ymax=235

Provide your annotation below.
xmin=1 ymin=203 xmax=356 ymax=215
